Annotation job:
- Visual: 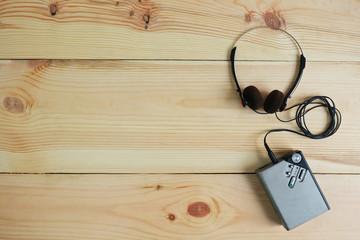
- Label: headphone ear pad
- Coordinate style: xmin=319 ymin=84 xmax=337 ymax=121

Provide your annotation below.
xmin=243 ymin=86 xmax=263 ymax=110
xmin=264 ymin=90 xmax=285 ymax=113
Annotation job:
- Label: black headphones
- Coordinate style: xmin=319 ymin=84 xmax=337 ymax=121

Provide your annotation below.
xmin=230 ymin=26 xmax=306 ymax=113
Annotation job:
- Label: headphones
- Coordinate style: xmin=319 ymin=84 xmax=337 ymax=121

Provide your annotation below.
xmin=230 ymin=26 xmax=306 ymax=113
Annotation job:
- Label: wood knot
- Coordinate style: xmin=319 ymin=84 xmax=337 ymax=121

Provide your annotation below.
xmin=187 ymin=202 xmax=210 ymax=218
xmin=143 ymin=14 xmax=150 ymax=24
xmin=168 ymin=213 xmax=176 ymax=221
xmin=156 ymin=184 xmax=162 ymax=190
xmin=264 ymin=12 xmax=281 ymax=29
xmin=28 ymin=60 xmax=50 ymax=69
xmin=245 ymin=12 xmax=254 ymax=23
xmin=3 ymin=97 xmax=25 ymax=113
xmin=49 ymin=3 xmax=58 ymax=16
xmin=116 ymin=1 xmax=119 ymax=6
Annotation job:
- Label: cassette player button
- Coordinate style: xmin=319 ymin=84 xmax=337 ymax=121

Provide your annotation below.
xmin=292 ymin=165 xmax=300 ymax=177
xmin=288 ymin=176 xmax=296 ymax=188
xmin=285 ymin=163 xmax=294 ymax=177
xmin=298 ymin=168 xmax=307 ymax=182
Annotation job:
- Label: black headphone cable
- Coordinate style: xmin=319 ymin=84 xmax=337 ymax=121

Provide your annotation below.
xmin=263 ymin=96 xmax=342 ymax=164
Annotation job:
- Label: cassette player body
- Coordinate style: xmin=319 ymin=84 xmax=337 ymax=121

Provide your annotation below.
xmin=256 ymin=151 xmax=330 ymax=230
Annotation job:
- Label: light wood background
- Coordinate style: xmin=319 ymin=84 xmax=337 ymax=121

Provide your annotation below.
xmin=0 ymin=0 xmax=359 ymax=239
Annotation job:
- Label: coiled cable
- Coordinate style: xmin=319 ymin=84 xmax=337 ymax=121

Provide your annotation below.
xmin=264 ymin=96 xmax=342 ymax=164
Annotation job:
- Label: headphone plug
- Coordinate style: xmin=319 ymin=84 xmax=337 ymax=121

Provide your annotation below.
xmin=264 ymin=141 xmax=278 ymax=164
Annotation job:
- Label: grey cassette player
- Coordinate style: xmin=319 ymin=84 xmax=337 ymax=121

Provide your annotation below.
xmin=256 ymin=151 xmax=330 ymax=230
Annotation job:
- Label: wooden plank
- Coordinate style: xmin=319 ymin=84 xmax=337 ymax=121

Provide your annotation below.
xmin=0 ymin=60 xmax=359 ymax=173
xmin=0 ymin=174 xmax=359 ymax=239
xmin=0 ymin=0 xmax=359 ymax=60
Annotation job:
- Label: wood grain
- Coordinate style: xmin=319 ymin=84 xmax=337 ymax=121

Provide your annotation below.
xmin=0 ymin=174 xmax=359 ymax=240
xmin=0 ymin=60 xmax=359 ymax=173
xmin=0 ymin=0 xmax=359 ymax=60
xmin=0 ymin=1 xmax=358 ymax=239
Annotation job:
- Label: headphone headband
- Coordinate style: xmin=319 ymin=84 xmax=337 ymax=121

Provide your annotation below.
xmin=230 ymin=26 xmax=306 ymax=111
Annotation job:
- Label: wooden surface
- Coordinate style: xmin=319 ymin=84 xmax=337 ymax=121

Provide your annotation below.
xmin=0 ymin=0 xmax=359 ymax=239
xmin=0 ymin=60 xmax=359 ymax=173
xmin=0 ymin=0 xmax=359 ymax=60
xmin=0 ymin=174 xmax=359 ymax=240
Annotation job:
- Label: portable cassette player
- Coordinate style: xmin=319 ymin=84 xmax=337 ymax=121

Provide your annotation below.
xmin=256 ymin=151 xmax=330 ymax=230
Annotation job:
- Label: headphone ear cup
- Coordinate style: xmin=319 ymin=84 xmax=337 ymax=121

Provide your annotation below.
xmin=243 ymin=86 xmax=263 ymax=110
xmin=264 ymin=90 xmax=285 ymax=113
